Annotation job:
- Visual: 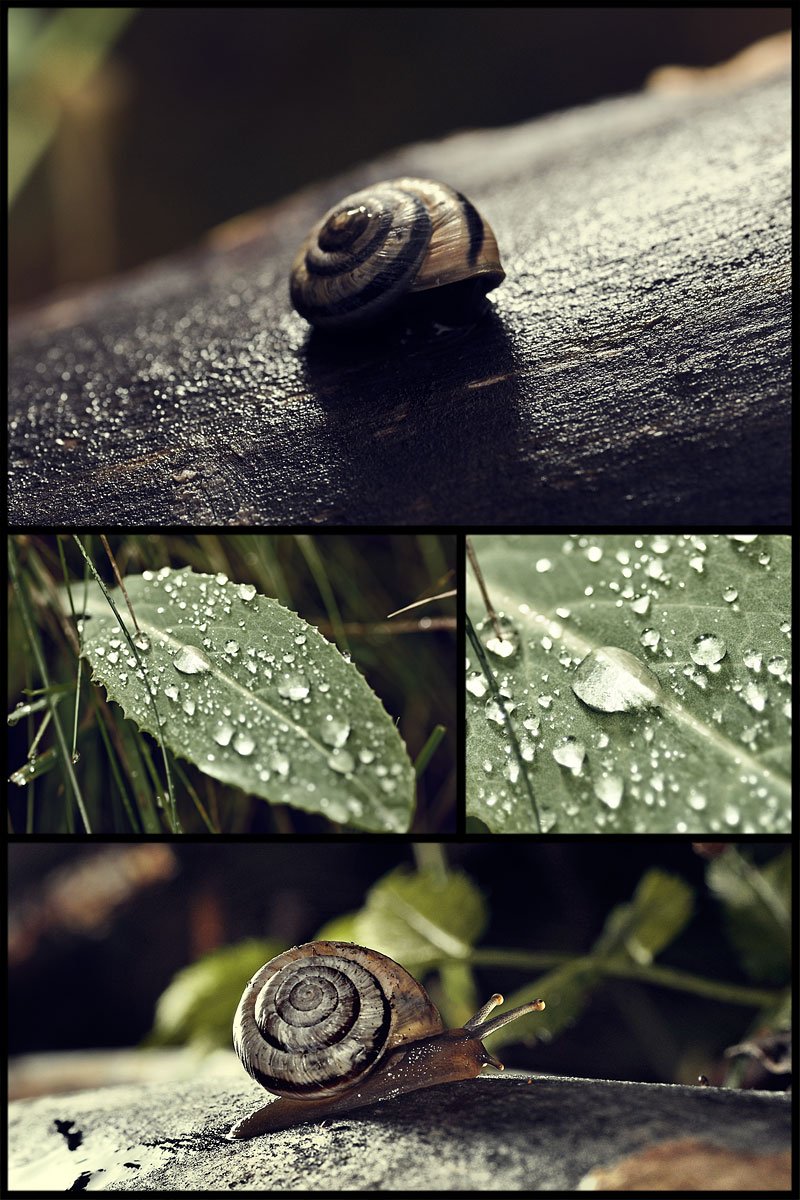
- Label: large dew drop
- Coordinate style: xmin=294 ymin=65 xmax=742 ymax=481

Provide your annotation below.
xmin=572 ymin=646 xmax=662 ymax=713
xmin=173 ymin=646 xmax=211 ymax=675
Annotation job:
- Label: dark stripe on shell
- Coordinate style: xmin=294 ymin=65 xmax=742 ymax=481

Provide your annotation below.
xmin=453 ymin=190 xmax=485 ymax=265
xmin=304 ymin=205 xmax=394 ymax=277
xmin=249 ymin=967 xmax=392 ymax=1096
xmin=296 ymin=190 xmax=432 ymax=321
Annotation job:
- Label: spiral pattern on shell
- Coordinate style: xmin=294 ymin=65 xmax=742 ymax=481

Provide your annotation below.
xmin=289 ymin=178 xmax=505 ymax=329
xmin=233 ymin=941 xmax=444 ymax=1098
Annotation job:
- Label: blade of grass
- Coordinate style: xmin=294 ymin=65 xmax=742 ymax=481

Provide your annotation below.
xmin=414 ymin=724 xmax=446 ymax=778
xmin=8 ymin=537 xmax=91 ymax=831
xmin=71 ymin=535 xmax=180 ymax=831
xmin=294 ymin=534 xmax=349 ymax=654
xmin=91 ymin=691 xmax=142 ymax=832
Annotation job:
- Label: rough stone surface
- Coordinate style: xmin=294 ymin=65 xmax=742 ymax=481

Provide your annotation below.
xmin=8 ymin=70 xmax=790 ymax=526
xmin=7 ymin=1072 xmax=791 ymax=1192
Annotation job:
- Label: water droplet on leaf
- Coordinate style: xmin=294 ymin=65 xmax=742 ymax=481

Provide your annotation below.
xmin=552 ymin=736 xmax=585 ymax=775
xmin=328 ymin=748 xmax=355 ymax=774
xmin=594 ymin=774 xmax=623 ymax=809
xmin=174 ymin=646 xmax=210 ymax=675
xmin=572 ymin=647 xmax=662 ymax=713
xmin=690 ymin=634 xmax=726 ymax=667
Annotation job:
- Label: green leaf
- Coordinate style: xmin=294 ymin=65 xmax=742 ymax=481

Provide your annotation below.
xmin=706 ymin=847 xmax=791 ymax=984
xmin=489 ymin=959 xmax=600 ymax=1049
xmin=467 ymin=534 xmax=791 ymax=832
xmin=316 ymin=866 xmax=488 ymax=976
xmin=73 ymin=568 xmax=415 ymax=831
xmin=149 ymin=939 xmax=284 ymax=1049
xmin=487 ymin=870 xmax=693 ymax=1049
xmin=595 ymin=869 xmax=694 ymax=964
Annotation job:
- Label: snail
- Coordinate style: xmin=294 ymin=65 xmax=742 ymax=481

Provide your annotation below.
xmin=229 ymin=939 xmax=544 ymax=1139
xmin=289 ymin=178 xmax=505 ymax=329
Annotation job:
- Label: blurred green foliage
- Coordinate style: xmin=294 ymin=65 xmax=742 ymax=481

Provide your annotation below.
xmin=149 ymin=845 xmax=790 ymax=1079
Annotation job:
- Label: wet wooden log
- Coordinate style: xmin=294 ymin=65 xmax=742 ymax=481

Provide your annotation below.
xmin=8 ymin=62 xmax=790 ymax=526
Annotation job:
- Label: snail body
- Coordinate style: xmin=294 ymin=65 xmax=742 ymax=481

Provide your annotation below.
xmin=289 ymin=179 xmax=505 ymax=330
xmin=229 ymin=940 xmax=544 ymax=1139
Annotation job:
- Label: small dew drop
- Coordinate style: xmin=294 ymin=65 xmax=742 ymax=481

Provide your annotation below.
xmin=640 ymin=628 xmax=661 ymax=651
xmin=742 ymin=681 xmax=767 ymax=712
xmin=133 ymin=632 xmax=151 ymax=652
xmin=278 ymin=676 xmax=310 ymax=701
xmin=225 ymin=640 xmax=240 ymax=656
xmin=767 ymin=655 xmax=788 ymax=676
xmin=233 ymin=732 xmax=255 ymax=757
xmin=182 ymin=698 xmax=196 ymax=717
xmin=466 ymin=672 xmax=488 ymax=698
xmin=552 ymin=736 xmax=586 ymax=775
xmin=238 ymin=583 xmax=257 ymax=601
xmin=321 ymin=718 xmax=351 ymax=748
xmin=729 ymin=534 xmax=758 ymax=543
xmin=328 ymin=748 xmax=355 ymax=774
xmin=535 ymin=558 xmax=552 ymax=573
xmin=213 ymin=723 xmax=234 ymax=747
xmin=690 ymin=634 xmax=726 ymax=667
xmin=271 ymin=753 xmax=290 ymax=777
xmin=743 ymin=650 xmax=762 ymax=672
xmin=479 ymin=614 xmax=520 ymax=660
xmin=722 ymin=587 xmax=738 ymax=603
xmin=594 ymin=774 xmax=623 ymax=809
xmin=165 ymin=686 xmax=179 ymax=702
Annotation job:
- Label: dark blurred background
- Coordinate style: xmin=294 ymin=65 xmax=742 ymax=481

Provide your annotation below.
xmin=9 ymin=6 xmax=791 ymax=309
xmin=7 ymin=840 xmax=790 ymax=1091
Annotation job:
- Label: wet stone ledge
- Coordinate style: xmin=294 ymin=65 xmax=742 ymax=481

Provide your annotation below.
xmin=7 ymin=1072 xmax=791 ymax=1192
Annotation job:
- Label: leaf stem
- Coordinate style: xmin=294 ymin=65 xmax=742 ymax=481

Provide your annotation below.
xmin=466 ymin=537 xmax=504 ymax=644
xmin=466 ymin=947 xmax=780 ymax=1008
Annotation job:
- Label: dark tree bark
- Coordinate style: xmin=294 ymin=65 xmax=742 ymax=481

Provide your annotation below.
xmin=8 ymin=67 xmax=790 ymax=526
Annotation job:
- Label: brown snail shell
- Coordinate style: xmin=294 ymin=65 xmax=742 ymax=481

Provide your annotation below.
xmin=289 ymin=178 xmax=505 ymax=329
xmin=229 ymin=939 xmax=544 ymax=1139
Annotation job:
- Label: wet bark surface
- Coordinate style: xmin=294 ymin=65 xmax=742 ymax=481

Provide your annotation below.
xmin=7 ymin=1073 xmax=792 ymax=1191
xmin=8 ymin=70 xmax=790 ymax=527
